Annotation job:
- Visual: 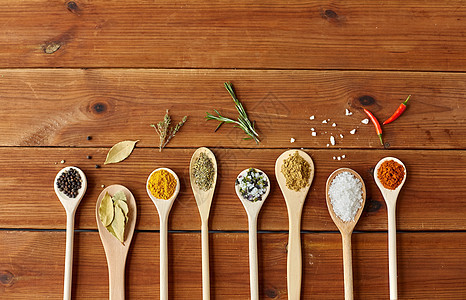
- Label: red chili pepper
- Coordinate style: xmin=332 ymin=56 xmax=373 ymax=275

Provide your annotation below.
xmin=363 ymin=108 xmax=383 ymax=145
xmin=383 ymin=95 xmax=411 ymax=125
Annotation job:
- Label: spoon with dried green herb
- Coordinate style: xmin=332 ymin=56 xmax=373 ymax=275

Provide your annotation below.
xmin=96 ymin=185 xmax=137 ymax=300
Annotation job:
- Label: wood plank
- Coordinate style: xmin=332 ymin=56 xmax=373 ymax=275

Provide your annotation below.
xmin=0 ymin=1 xmax=465 ymax=70
xmin=1 ymin=231 xmax=465 ymax=299
xmin=0 ymin=147 xmax=464 ymax=231
xmin=1 ymin=69 xmax=465 ymax=149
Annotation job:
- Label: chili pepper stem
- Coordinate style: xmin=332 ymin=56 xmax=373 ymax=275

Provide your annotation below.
xmin=403 ymin=95 xmax=411 ymax=105
xmin=378 ymin=134 xmax=384 ymax=145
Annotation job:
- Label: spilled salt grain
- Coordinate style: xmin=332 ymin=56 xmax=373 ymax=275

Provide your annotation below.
xmin=322 ymin=120 xmax=328 ymax=124
xmin=310 ymin=115 xmax=315 ymax=120
xmin=337 ymin=156 xmax=341 ymax=160
xmin=329 ymin=172 xmax=363 ymax=222
xmin=333 ymin=157 xmax=336 ymax=160
xmin=327 ymin=144 xmax=330 ymax=147
xmin=290 ymin=138 xmax=295 ymax=143
xmin=312 ymin=132 xmax=317 ymax=136
xmin=345 ymin=109 xmax=353 ymax=116
xmin=350 ymin=129 xmax=356 ymax=134
xmin=311 ymin=128 xmax=315 ymax=131
xmin=332 ymin=123 xmax=337 ymax=127
xmin=361 ymin=119 xmax=369 ymax=124
xmin=340 ymin=134 xmax=344 ymax=139
xmin=330 ymin=136 xmax=335 ymax=145
xmin=342 ymin=155 xmax=346 ymax=158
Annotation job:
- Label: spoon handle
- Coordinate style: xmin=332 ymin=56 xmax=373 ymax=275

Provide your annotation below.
xmin=287 ymin=214 xmax=302 ymax=300
xmin=201 ymin=220 xmax=210 ymax=300
xmin=63 ymin=212 xmax=75 ymax=300
xmin=387 ymin=204 xmax=398 ymax=300
xmin=342 ymin=233 xmax=354 ymax=300
xmin=248 ymin=215 xmax=259 ymax=300
xmin=108 ymin=255 xmax=126 ymax=300
xmin=160 ymin=216 xmax=168 ymax=300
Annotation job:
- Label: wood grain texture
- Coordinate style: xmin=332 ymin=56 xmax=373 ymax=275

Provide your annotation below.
xmin=0 ymin=1 xmax=465 ymax=71
xmin=0 ymin=69 xmax=465 ymax=149
xmin=0 ymin=147 xmax=464 ymax=231
xmin=1 ymin=231 xmax=465 ymax=299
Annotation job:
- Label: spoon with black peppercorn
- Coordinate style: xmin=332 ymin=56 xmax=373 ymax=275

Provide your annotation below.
xmin=54 ymin=166 xmax=87 ymax=300
xmin=374 ymin=157 xmax=407 ymax=300
xmin=235 ymin=168 xmax=270 ymax=300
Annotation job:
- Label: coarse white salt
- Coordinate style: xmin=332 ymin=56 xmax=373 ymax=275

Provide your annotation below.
xmin=290 ymin=138 xmax=295 ymax=143
xmin=332 ymin=123 xmax=337 ymax=127
xmin=310 ymin=115 xmax=315 ymax=120
xmin=345 ymin=109 xmax=353 ymax=116
xmin=350 ymin=129 xmax=356 ymax=134
xmin=340 ymin=134 xmax=344 ymax=139
xmin=329 ymin=172 xmax=363 ymax=222
xmin=312 ymin=132 xmax=317 ymax=136
xmin=330 ymin=136 xmax=335 ymax=145
xmin=322 ymin=120 xmax=328 ymax=124
xmin=333 ymin=156 xmax=336 ymax=160
xmin=342 ymin=155 xmax=346 ymax=158
xmin=361 ymin=118 xmax=369 ymax=124
xmin=327 ymin=118 xmax=330 ymax=121
xmin=311 ymin=128 xmax=315 ymax=131
xmin=337 ymin=156 xmax=341 ymax=160
xmin=327 ymin=144 xmax=330 ymax=147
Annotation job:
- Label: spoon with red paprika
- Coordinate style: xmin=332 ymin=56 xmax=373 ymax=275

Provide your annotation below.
xmin=383 ymin=95 xmax=411 ymax=125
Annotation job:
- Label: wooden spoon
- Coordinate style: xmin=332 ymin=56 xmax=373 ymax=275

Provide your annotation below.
xmin=189 ymin=147 xmax=217 ymax=300
xmin=96 ymin=185 xmax=137 ymax=300
xmin=325 ymin=168 xmax=366 ymax=300
xmin=374 ymin=157 xmax=407 ymax=300
xmin=275 ymin=150 xmax=315 ymax=300
xmin=54 ymin=166 xmax=87 ymax=300
xmin=235 ymin=168 xmax=270 ymax=300
xmin=146 ymin=168 xmax=180 ymax=300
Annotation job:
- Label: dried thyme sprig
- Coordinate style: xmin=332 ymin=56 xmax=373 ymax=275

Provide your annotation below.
xmin=206 ymin=82 xmax=260 ymax=143
xmin=150 ymin=110 xmax=187 ymax=151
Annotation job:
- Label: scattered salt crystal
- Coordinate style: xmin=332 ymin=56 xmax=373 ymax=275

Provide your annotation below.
xmin=60 ymin=160 xmax=65 ymax=164
xmin=345 ymin=109 xmax=353 ymax=116
xmin=333 ymin=157 xmax=336 ymax=160
xmin=340 ymin=134 xmax=344 ymax=139
xmin=310 ymin=115 xmax=315 ymax=120
xmin=290 ymin=138 xmax=295 ymax=143
xmin=322 ymin=120 xmax=328 ymax=124
xmin=332 ymin=123 xmax=337 ymax=127
xmin=101 ymin=184 xmax=105 ymax=188
xmin=311 ymin=128 xmax=315 ymax=131
xmin=361 ymin=118 xmax=369 ymax=124
xmin=328 ymin=172 xmax=363 ymax=222
xmin=337 ymin=156 xmax=341 ymax=160
xmin=327 ymin=118 xmax=330 ymax=121
xmin=327 ymin=144 xmax=330 ymax=147
xmin=350 ymin=129 xmax=356 ymax=134
xmin=330 ymin=136 xmax=335 ymax=146
xmin=342 ymin=155 xmax=346 ymax=159
xmin=311 ymin=132 xmax=317 ymax=136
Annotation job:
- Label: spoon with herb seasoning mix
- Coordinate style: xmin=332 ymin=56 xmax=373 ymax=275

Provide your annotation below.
xmin=326 ymin=168 xmax=366 ymax=300
xmin=146 ymin=168 xmax=181 ymax=300
xmin=235 ymin=168 xmax=270 ymax=300
xmin=275 ymin=150 xmax=315 ymax=300
xmin=374 ymin=157 xmax=407 ymax=300
xmin=96 ymin=185 xmax=137 ymax=300
xmin=189 ymin=147 xmax=217 ymax=300
xmin=54 ymin=166 xmax=87 ymax=300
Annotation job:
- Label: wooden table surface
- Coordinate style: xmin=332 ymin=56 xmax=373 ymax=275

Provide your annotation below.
xmin=1 ymin=1 xmax=465 ymax=299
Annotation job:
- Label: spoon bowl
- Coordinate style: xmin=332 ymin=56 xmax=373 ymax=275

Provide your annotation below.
xmin=374 ymin=157 xmax=407 ymax=300
xmin=189 ymin=147 xmax=217 ymax=300
xmin=146 ymin=168 xmax=180 ymax=300
xmin=275 ymin=149 xmax=314 ymax=300
xmin=54 ymin=166 xmax=87 ymax=300
xmin=326 ymin=168 xmax=366 ymax=300
xmin=235 ymin=168 xmax=270 ymax=300
xmin=96 ymin=185 xmax=137 ymax=300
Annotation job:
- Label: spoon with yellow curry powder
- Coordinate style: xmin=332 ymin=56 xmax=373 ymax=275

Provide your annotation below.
xmin=374 ymin=157 xmax=407 ymax=300
xmin=275 ymin=150 xmax=315 ymax=300
xmin=146 ymin=168 xmax=180 ymax=300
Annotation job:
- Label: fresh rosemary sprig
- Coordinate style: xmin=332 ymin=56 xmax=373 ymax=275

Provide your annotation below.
xmin=206 ymin=82 xmax=260 ymax=143
xmin=151 ymin=110 xmax=187 ymax=151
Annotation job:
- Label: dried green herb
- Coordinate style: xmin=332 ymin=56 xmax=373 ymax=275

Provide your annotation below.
xmin=151 ymin=110 xmax=187 ymax=152
xmin=104 ymin=140 xmax=139 ymax=165
xmin=206 ymin=82 xmax=259 ymax=143
xmin=281 ymin=151 xmax=311 ymax=191
xmin=192 ymin=152 xmax=215 ymax=191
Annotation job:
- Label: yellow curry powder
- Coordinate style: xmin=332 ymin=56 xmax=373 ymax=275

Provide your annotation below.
xmin=148 ymin=169 xmax=177 ymax=200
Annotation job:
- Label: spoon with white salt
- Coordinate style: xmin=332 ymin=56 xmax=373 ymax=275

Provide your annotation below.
xmin=146 ymin=168 xmax=180 ymax=300
xmin=374 ymin=157 xmax=407 ymax=300
xmin=235 ymin=168 xmax=270 ymax=300
xmin=326 ymin=168 xmax=366 ymax=300
xmin=54 ymin=166 xmax=87 ymax=300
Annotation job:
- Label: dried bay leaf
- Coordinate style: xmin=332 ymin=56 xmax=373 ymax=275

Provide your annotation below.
xmin=104 ymin=140 xmax=139 ymax=165
xmin=99 ymin=192 xmax=114 ymax=227
xmin=113 ymin=190 xmax=127 ymax=202
xmin=110 ymin=205 xmax=126 ymax=244
xmin=116 ymin=200 xmax=129 ymax=222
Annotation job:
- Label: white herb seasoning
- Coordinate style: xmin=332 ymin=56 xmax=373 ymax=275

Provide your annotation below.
xmin=235 ymin=168 xmax=269 ymax=202
xmin=329 ymin=172 xmax=363 ymax=222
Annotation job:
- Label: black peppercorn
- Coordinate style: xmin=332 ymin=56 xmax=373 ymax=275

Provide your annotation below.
xmin=56 ymin=168 xmax=82 ymax=198
xmin=87 ymin=155 xmax=92 ymax=159
xmin=87 ymin=136 xmax=92 ymax=140
xmin=95 ymin=164 xmax=100 ymax=169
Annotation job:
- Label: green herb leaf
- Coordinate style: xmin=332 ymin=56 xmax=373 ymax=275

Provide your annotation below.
xmin=99 ymin=192 xmax=114 ymax=227
xmin=104 ymin=140 xmax=139 ymax=165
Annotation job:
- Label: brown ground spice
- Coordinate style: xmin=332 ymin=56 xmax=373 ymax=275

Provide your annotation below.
xmin=377 ymin=160 xmax=405 ymax=190
xmin=281 ymin=151 xmax=311 ymax=191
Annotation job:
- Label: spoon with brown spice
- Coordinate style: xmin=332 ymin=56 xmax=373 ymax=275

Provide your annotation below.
xmin=374 ymin=157 xmax=407 ymax=300
xmin=275 ymin=150 xmax=315 ymax=300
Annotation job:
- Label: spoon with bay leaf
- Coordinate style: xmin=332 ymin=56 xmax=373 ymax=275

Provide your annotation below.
xmin=147 ymin=168 xmax=180 ymax=300
xmin=96 ymin=185 xmax=137 ymax=300
xmin=54 ymin=166 xmax=87 ymax=300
